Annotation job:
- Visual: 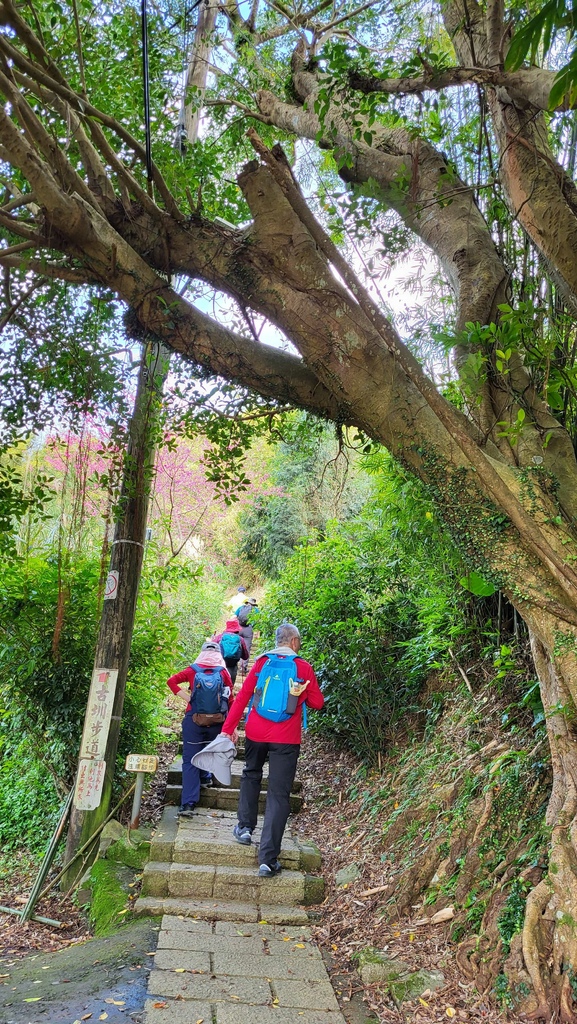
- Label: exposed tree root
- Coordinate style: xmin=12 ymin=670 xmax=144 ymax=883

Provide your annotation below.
xmin=521 ymin=878 xmax=555 ymax=1019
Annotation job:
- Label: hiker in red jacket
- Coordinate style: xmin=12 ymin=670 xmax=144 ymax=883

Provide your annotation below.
xmin=212 ymin=618 xmax=249 ymax=685
xmin=221 ymin=622 xmax=324 ymax=877
xmin=167 ymin=643 xmax=233 ymax=818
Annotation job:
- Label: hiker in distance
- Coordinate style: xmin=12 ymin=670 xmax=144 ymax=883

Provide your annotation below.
xmin=221 ymin=623 xmax=324 ymax=877
xmin=167 ymin=641 xmax=233 ymax=817
xmin=212 ymin=618 xmax=249 ymax=685
xmin=237 ymin=596 xmax=259 ymax=673
xmin=225 ymin=585 xmax=247 ymax=613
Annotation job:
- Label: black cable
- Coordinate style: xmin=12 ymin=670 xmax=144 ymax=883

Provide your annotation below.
xmin=141 ymin=0 xmax=153 ymax=188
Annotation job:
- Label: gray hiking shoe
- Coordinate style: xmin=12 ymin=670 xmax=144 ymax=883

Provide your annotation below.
xmin=233 ymin=824 xmax=252 ymax=845
xmin=258 ymin=860 xmax=282 ymax=877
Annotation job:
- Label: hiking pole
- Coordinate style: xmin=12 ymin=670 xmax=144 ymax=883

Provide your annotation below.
xmin=20 ymin=789 xmax=74 ymax=923
xmin=0 ymin=905 xmax=63 ymax=927
xmin=38 ymin=782 xmax=136 ymax=900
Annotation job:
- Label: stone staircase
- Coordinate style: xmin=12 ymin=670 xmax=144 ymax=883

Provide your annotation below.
xmin=164 ymin=754 xmax=303 ymax=813
xmin=135 ymin=681 xmax=347 ymax=1023
xmin=135 ymin=728 xmax=322 ymax=926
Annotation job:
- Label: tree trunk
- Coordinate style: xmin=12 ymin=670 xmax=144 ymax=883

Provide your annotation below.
xmin=512 ymin=610 xmax=577 ymax=1019
xmin=62 ymin=338 xmax=170 ymax=887
xmin=179 ymin=1 xmax=218 ymax=147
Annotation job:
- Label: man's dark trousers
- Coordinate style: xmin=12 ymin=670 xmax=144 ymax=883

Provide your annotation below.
xmin=238 ymin=738 xmax=300 ymax=866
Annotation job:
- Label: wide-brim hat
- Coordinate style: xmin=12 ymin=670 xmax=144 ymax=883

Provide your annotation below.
xmin=196 ymin=649 xmax=225 ymax=668
xmin=225 ymin=619 xmax=241 ymax=632
xmin=191 ymin=733 xmax=236 ymax=786
xmin=247 ymin=598 xmax=258 ymax=605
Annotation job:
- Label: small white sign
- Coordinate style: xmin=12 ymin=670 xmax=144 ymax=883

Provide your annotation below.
xmin=104 ymin=570 xmax=119 ymax=600
xmin=74 ymin=759 xmax=107 ymax=810
xmin=79 ymin=667 xmax=118 ymax=761
xmin=125 ymin=754 xmax=158 ymax=773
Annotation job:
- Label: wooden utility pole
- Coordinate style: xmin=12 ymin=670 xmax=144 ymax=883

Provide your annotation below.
xmin=62 ymin=338 xmax=170 ymax=886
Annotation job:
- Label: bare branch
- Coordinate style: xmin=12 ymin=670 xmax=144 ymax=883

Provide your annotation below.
xmin=206 ymin=97 xmax=270 ymax=123
xmin=0 ymin=275 xmax=40 ymax=332
xmin=316 ymin=0 xmax=377 ymax=34
xmin=0 ymin=253 xmax=95 ymax=282
xmin=0 ymin=207 xmax=43 ymax=240
xmin=0 ymin=191 xmax=37 ymax=213
xmin=0 ymin=239 xmax=38 ymax=257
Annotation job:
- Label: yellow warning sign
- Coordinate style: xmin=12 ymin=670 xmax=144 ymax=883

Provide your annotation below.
xmin=124 ymin=754 xmax=158 ymax=773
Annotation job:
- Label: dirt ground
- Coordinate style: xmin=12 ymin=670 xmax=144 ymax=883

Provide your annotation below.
xmin=296 ymin=738 xmax=522 ymax=1024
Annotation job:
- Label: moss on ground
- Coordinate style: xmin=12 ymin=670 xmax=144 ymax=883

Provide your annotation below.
xmin=89 ymin=860 xmax=134 ymax=937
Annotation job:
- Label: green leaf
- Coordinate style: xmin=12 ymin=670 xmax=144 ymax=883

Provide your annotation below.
xmin=458 ymin=571 xmax=496 ymax=597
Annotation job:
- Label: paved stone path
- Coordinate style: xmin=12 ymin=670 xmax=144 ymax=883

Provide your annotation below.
xmin=143 ymin=915 xmax=346 ymax=1023
xmin=136 ymin=728 xmax=346 ymax=1023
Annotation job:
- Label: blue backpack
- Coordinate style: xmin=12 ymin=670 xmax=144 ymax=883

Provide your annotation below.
xmin=250 ymin=652 xmax=306 ymax=725
xmin=220 ymin=633 xmax=242 ymax=661
xmin=190 ymin=664 xmax=227 ymax=716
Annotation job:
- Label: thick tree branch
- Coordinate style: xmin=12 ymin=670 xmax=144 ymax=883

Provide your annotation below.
xmin=247 ymin=132 xmax=577 ymax=614
xmin=444 ymin=0 xmax=577 ymax=314
xmin=348 ymin=65 xmax=572 ymax=111
xmin=255 ymin=81 xmax=508 ymax=332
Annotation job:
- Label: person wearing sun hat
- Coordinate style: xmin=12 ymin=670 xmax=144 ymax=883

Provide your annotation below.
xmin=166 ymin=641 xmax=233 ymax=818
xmin=212 ymin=618 xmax=249 ymax=685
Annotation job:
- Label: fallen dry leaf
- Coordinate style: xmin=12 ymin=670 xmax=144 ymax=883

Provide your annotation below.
xmin=431 ymin=906 xmax=455 ymax=924
xmin=446 ymin=1008 xmax=457 ymax=1018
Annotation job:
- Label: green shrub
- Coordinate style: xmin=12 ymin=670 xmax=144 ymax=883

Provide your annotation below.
xmin=258 ymin=454 xmax=472 ymax=761
xmin=0 ymin=552 xmax=179 ymax=851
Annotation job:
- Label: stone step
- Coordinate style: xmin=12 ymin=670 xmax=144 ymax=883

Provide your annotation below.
xmin=150 ymin=807 xmax=321 ymax=873
xmin=164 ymin=784 xmax=303 ymax=814
xmin=141 ymin=861 xmax=323 ymax=906
xmin=133 ymin=895 xmax=309 ymax=925
xmin=167 ymin=756 xmax=302 ymax=793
